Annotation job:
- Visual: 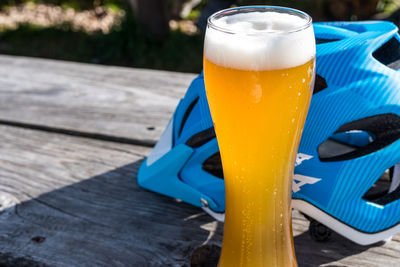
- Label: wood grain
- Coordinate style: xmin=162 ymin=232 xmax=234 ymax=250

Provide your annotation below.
xmin=0 ymin=55 xmax=196 ymax=145
xmin=0 ymin=125 xmax=399 ymax=266
xmin=0 ymin=125 xmax=217 ymax=266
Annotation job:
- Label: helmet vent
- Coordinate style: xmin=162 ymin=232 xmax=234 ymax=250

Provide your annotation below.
xmin=318 ymin=130 xmax=374 ymax=160
xmin=372 ymin=37 xmax=400 ymax=70
xmin=185 ymin=127 xmax=216 ymax=148
xmin=202 ymin=152 xmax=224 ymax=179
xmin=363 ymin=164 xmax=400 ymax=206
xmin=318 ymin=113 xmax=400 ymax=162
xmin=313 ymin=74 xmax=328 ymax=94
xmin=178 ymin=97 xmax=199 ymax=137
xmin=316 ymin=38 xmax=340 ymax=44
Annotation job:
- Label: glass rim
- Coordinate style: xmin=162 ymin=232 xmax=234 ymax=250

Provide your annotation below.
xmin=207 ymin=5 xmax=313 ymax=35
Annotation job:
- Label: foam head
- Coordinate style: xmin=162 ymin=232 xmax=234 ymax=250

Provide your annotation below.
xmin=204 ymin=7 xmax=316 ymax=71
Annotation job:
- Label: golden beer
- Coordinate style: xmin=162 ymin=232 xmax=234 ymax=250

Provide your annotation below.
xmin=203 ymin=6 xmax=316 ymax=267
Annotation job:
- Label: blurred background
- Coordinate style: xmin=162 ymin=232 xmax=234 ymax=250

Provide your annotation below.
xmin=0 ymin=0 xmax=399 ymax=73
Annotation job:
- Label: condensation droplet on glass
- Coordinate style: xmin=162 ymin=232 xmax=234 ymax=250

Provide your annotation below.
xmin=298 ymin=92 xmax=301 ymax=96
xmin=302 ymin=78 xmax=306 ymax=83
xmin=292 ymin=118 xmax=295 ymax=123
xmin=308 ymin=66 xmax=313 ymax=77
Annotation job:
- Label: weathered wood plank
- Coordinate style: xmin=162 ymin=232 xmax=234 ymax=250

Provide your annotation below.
xmin=0 ymin=125 xmax=215 ymax=266
xmin=0 ymin=125 xmax=399 ymax=266
xmin=0 ymin=55 xmax=196 ymax=145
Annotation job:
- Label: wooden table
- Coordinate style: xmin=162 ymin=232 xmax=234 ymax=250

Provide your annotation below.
xmin=0 ymin=55 xmax=398 ymax=267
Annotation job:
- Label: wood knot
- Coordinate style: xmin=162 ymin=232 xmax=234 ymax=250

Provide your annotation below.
xmin=31 ymin=236 xmax=46 ymax=244
xmin=190 ymin=244 xmax=221 ymax=267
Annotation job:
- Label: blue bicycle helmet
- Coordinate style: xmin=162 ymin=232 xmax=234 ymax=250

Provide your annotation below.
xmin=138 ymin=21 xmax=400 ymax=245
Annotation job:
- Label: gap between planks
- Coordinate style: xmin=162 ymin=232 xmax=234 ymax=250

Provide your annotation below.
xmin=0 ymin=119 xmax=156 ymax=147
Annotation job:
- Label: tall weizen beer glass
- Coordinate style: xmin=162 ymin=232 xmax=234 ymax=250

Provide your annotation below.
xmin=203 ymin=6 xmax=315 ymax=266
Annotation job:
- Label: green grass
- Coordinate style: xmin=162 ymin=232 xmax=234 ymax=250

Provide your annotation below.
xmin=377 ymin=0 xmax=400 ymax=13
xmin=0 ymin=4 xmax=204 ymax=73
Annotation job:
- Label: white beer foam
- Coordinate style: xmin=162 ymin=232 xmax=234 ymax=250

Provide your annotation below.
xmin=204 ymin=11 xmax=315 ymax=70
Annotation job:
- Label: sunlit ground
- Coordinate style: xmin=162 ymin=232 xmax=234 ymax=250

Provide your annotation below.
xmin=0 ymin=2 xmax=125 ymax=33
xmin=0 ymin=2 xmax=200 ymax=35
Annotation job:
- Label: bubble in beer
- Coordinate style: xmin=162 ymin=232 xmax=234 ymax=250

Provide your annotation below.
xmin=205 ymin=11 xmax=315 ymax=71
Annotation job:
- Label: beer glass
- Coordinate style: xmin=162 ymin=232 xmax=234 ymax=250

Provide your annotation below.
xmin=203 ymin=6 xmax=315 ymax=266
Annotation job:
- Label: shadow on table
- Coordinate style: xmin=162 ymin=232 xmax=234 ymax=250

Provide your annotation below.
xmin=0 ymin=158 xmax=384 ymax=267
xmin=294 ymin=228 xmax=381 ymax=267
xmin=0 ymin=159 xmax=221 ymax=266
